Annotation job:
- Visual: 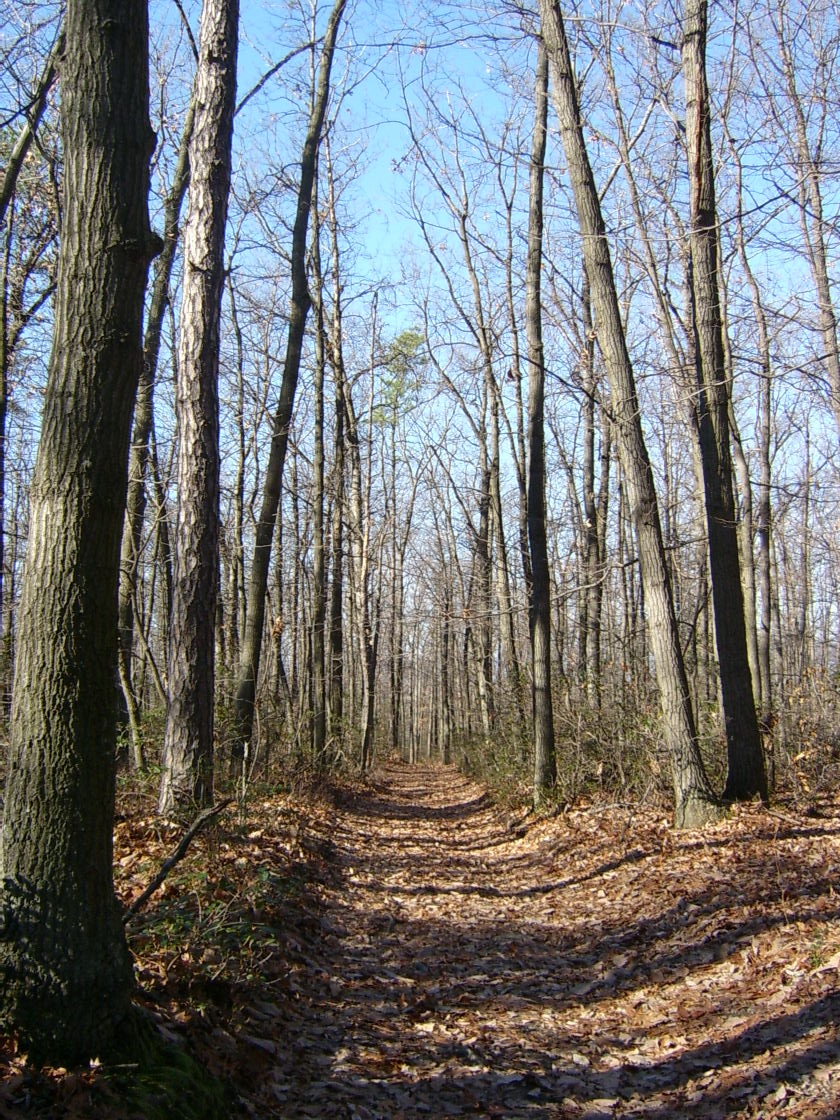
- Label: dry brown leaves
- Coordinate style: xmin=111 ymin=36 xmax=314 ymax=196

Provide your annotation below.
xmin=2 ymin=762 xmax=840 ymax=1119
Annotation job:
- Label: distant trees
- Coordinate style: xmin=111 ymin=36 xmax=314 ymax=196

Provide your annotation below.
xmin=3 ymin=4 xmax=840 ymax=1001
xmin=232 ymin=0 xmax=347 ymax=762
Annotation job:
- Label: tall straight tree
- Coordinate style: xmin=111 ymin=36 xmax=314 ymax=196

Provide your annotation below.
xmin=526 ymin=42 xmax=556 ymax=807
xmin=0 ymin=0 xmax=157 ymax=1060
xmin=159 ymin=0 xmax=238 ymax=815
xmin=233 ymin=0 xmax=347 ymax=758
xmin=538 ymin=0 xmax=720 ymax=827
xmin=681 ymin=0 xmax=768 ymax=804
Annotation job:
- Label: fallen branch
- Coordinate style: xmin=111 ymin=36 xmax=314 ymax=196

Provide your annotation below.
xmin=122 ymin=798 xmax=233 ymax=924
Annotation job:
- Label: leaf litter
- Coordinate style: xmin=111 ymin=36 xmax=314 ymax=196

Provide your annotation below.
xmin=2 ymin=760 xmax=840 ymax=1118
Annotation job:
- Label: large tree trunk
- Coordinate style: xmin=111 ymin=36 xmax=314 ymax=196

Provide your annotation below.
xmin=0 ymin=0 xmax=157 ymax=1062
xmin=539 ymin=0 xmax=720 ymax=827
xmin=681 ymin=0 xmax=768 ymax=804
xmin=158 ymin=0 xmax=238 ymax=815
xmin=233 ymin=0 xmax=346 ymax=756
xmin=526 ymin=43 xmax=556 ymax=807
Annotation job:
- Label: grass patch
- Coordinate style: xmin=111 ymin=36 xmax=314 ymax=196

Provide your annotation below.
xmin=100 ymin=1011 xmax=235 ymax=1120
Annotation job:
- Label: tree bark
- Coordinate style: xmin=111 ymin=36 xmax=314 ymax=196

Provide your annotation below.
xmin=0 ymin=0 xmax=157 ymax=1061
xmin=526 ymin=43 xmax=556 ymax=808
xmin=159 ymin=0 xmax=238 ymax=815
xmin=682 ymin=0 xmax=767 ymax=803
xmin=309 ymin=180 xmax=328 ymax=763
xmin=539 ymin=0 xmax=720 ymax=827
xmin=329 ymin=363 xmax=346 ymax=738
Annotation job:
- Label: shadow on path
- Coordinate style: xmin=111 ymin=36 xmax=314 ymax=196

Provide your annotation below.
xmin=272 ymin=763 xmax=840 ymax=1120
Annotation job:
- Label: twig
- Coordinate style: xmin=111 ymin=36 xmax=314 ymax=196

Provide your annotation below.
xmin=122 ymin=798 xmax=233 ymax=924
xmin=765 ymin=807 xmax=804 ymax=827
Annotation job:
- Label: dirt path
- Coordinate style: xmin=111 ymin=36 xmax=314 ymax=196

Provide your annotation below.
xmin=261 ymin=762 xmax=840 ymax=1120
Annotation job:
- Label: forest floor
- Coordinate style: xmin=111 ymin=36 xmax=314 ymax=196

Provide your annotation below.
xmin=2 ymin=760 xmax=840 ymax=1118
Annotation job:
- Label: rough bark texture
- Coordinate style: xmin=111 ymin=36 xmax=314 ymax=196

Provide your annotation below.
xmin=233 ymin=0 xmax=346 ymax=755
xmin=682 ymin=0 xmax=768 ymax=804
xmin=0 ymin=0 xmax=156 ymax=1061
xmin=539 ymin=0 xmax=720 ymax=827
xmin=159 ymin=0 xmax=238 ymax=815
xmin=526 ymin=44 xmax=556 ymax=807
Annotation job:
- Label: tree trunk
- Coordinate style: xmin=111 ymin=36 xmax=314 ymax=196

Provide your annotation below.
xmin=539 ymin=0 xmax=720 ymax=827
xmin=309 ymin=182 xmax=328 ymax=763
xmin=0 ymin=0 xmax=157 ymax=1062
xmin=526 ymin=43 xmax=556 ymax=808
xmin=329 ymin=367 xmax=346 ymax=739
xmin=159 ymin=0 xmax=238 ymax=815
xmin=344 ymin=302 xmax=378 ymax=771
xmin=225 ymin=273 xmax=248 ymax=680
xmin=682 ymin=0 xmax=767 ymax=804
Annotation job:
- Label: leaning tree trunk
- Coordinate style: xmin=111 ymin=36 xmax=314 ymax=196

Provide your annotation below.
xmin=539 ymin=0 xmax=720 ymax=827
xmin=525 ymin=43 xmax=557 ymax=807
xmin=158 ymin=0 xmax=238 ymax=815
xmin=682 ymin=0 xmax=767 ymax=804
xmin=0 ymin=0 xmax=157 ymax=1062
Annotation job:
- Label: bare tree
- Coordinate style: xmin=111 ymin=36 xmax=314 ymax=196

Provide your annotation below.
xmin=682 ymin=0 xmax=768 ymax=803
xmin=233 ymin=0 xmax=347 ymax=759
xmin=526 ymin=42 xmax=556 ymax=806
xmin=159 ymin=0 xmax=238 ymax=815
xmin=0 ymin=26 xmax=63 ymax=231
xmin=538 ymin=0 xmax=720 ymax=826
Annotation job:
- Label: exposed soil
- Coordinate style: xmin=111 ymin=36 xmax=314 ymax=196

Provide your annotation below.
xmin=2 ymin=760 xmax=840 ymax=1118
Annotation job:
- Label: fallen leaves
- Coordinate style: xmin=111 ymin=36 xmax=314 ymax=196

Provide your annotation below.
xmin=261 ymin=764 xmax=840 ymax=1119
xmin=2 ymin=763 xmax=840 ymax=1117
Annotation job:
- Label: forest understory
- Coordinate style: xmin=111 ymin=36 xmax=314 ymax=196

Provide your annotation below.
xmin=2 ymin=760 xmax=840 ymax=1119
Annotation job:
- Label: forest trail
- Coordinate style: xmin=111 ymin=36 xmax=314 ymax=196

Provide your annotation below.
xmin=259 ymin=762 xmax=840 ymax=1119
